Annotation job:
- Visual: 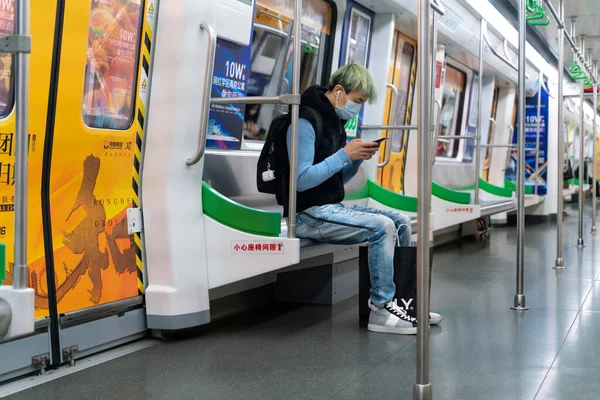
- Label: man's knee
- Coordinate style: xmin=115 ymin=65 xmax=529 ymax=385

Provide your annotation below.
xmin=371 ymin=215 xmax=397 ymax=238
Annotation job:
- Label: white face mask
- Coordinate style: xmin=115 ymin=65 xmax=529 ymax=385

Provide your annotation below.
xmin=335 ymin=90 xmax=362 ymax=120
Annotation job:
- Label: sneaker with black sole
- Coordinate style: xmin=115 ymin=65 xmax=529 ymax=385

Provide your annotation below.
xmin=367 ymin=299 xmax=418 ymax=335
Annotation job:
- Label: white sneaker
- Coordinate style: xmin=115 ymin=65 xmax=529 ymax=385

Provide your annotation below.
xmin=367 ymin=300 xmax=418 ymax=335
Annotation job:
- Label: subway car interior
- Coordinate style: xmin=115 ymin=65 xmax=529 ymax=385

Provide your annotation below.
xmin=1 ymin=0 xmax=600 ymax=399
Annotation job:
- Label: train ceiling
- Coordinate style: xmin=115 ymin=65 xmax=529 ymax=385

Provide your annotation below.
xmin=505 ymin=0 xmax=600 ymax=80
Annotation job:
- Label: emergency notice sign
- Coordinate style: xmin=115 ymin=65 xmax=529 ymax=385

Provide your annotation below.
xmin=232 ymin=241 xmax=284 ymax=254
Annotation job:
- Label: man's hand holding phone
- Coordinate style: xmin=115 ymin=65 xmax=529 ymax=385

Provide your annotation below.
xmin=343 ymin=138 xmax=385 ymax=161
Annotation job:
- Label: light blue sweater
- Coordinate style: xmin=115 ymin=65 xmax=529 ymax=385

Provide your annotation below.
xmin=286 ymin=118 xmax=362 ymax=192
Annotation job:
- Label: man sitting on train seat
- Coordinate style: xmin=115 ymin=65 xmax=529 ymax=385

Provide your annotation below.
xmin=281 ymin=63 xmax=440 ymax=335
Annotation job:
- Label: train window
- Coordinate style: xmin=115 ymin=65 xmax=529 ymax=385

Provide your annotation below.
xmin=436 ymin=65 xmax=466 ymax=158
xmin=345 ymin=8 xmax=371 ymax=66
xmin=244 ymin=0 xmax=333 ymax=142
xmin=82 ymin=0 xmax=145 ymax=130
xmin=0 ymin=3 xmax=15 ymax=119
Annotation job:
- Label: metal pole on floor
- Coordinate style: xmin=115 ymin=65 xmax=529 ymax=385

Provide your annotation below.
xmin=474 ymin=19 xmax=485 ymax=205
xmin=592 ymin=61 xmax=597 ymax=234
xmin=286 ymin=0 xmax=302 ymax=239
xmin=12 ymin=0 xmax=31 ymax=290
xmin=555 ymin=0 xmax=566 ymax=269
xmin=415 ymin=0 xmax=432 ymax=398
xmin=512 ymin=0 xmax=528 ymax=311
xmin=577 ymin=35 xmax=585 ymax=248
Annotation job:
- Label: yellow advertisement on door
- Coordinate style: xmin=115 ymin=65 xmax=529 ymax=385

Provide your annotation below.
xmin=37 ymin=0 xmax=151 ymax=317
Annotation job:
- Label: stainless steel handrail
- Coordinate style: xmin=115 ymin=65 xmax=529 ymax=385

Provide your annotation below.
xmin=504 ymin=125 xmax=515 ymax=171
xmin=415 ymin=0 xmax=433 ymax=396
xmin=431 ymin=0 xmax=445 ymax=15
xmin=186 ymin=23 xmax=217 ymax=167
xmin=544 ymin=0 xmax=594 ymax=78
xmin=377 ymin=84 xmax=400 ymax=168
xmin=483 ymin=118 xmax=496 ymax=170
xmin=593 ymin=61 xmax=598 ymax=234
xmin=577 ymin=35 xmax=586 ymax=248
xmin=361 ymin=125 xmax=433 ymax=131
xmin=512 ymin=0 xmax=528 ymax=311
xmin=13 ymin=0 xmax=31 ymax=289
xmin=475 ymin=19 xmax=485 ymax=205
xmin=438 ymin=135 xmax=482 ymax=140
xmin=431 ymin=100 xmax=441 ymax=165
xmin=210 ymin=94 xmax=300 ymax=105
xmin=483 ymin=26 xmax=530 ymax=79
xmin=287 ymin=0 xmax=303 ymax=239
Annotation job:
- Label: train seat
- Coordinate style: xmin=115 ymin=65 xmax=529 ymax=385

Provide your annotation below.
xmin=203 ymin=150 xmax=420 ymax=259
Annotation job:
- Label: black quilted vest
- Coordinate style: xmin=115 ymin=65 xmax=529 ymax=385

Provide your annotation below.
xmin=280 ymin=85 xmax=347 ymax=216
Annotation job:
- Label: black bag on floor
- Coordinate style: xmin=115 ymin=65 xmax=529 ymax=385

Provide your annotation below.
xmin=359 ymin=243 xmax=433 ymax=326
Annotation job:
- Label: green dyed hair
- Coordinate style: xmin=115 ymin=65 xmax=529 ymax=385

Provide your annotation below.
xmin=328 ymin=63 xmax=378 ymax=104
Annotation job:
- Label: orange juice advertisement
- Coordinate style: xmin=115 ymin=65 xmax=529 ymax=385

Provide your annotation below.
xmin=2 ymin=0 xmax=145 ymax=319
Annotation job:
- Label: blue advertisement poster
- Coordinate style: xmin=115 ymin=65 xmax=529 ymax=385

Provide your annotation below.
xmin=506 ymin=77 xmax=549 ymax=195
xmin=207 ymin=37 xmax=252 ymax=150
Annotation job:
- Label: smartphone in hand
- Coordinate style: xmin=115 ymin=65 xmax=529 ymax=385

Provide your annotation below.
xmin=372 ymin=137 xmax=389 ymax=146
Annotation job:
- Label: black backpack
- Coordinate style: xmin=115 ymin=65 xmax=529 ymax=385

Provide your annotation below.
xmin=256 ymin=107 xmax=323 ymax=202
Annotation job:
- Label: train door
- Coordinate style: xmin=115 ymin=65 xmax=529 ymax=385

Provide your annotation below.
xmin=483 ymin=86 xmax=500 ymax=181
xmin=0 ymin=0 xmax=59 ymax=380
xmin=377 ymin=31 xmax=417 ymax=194
xmin=36 ymin=0 xmax=156 ymax=368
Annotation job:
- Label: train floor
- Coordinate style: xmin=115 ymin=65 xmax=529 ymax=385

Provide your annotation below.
xmin=3 ymin=202 xmax=600 ymax=400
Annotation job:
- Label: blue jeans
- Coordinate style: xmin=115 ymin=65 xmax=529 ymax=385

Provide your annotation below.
xmin=296 ymin=204 xmax=412 ymax=307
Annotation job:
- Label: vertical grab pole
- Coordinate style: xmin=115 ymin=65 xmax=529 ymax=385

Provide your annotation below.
xmin=430 ymin=9 xmax=438 ymax=161
xmin=475 ymin=19 xmax=485 ymax=205
xmin=414 ymin=0 xmax=432 ymax=399
xmin=512 ymin=0 xmax=528 ymax=311
xmin=555 ymin=0 xmax=566 ymax=269
xmin=577 ymin=35 xmax=585 ymax=248
xmin=287 ymin=0 xmax=302 ymax=239
xmin=535 ymin=71 xmax=542 ymax=195
xmin=593 ymin=61 xmax=598 ymax=234
xmin=13 ymin=0 xmax=31 ymax=289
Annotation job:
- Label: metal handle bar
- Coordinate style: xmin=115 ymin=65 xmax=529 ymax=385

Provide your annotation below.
xmin=438 ymin=135 xmax=482 ymax=140
xmin=483 ymin=25 xmax=531 ymax=79
xmin=210 ymin=94 xmax=301 ymax=105
xmin=187 ymin=23 xmax=217 ymax=167
xmin=377 ymin=84 xmax=400 ymax=168
xmin=504 ymin=125 xmax=515 ymax=170
xmin=432 ymin=100 xmax=442 ymax=165
xmin=361 ymin=125 xmax=434 ymax=131
xmin=543 ymin=0 xmax=595 ymax=78
xmin=489 ymin=117 xmax=497 ymax=137
xmin=431 ymin=0 xmax=445 ymax=15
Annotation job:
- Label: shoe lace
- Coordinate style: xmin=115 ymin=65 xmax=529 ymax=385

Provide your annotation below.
xmin=387 ymin=301 xmax=416 ymax=322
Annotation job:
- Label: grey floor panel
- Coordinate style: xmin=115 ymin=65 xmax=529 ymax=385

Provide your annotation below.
xmin=535 ymin=367 xmax=600 ymax=400
xmin=6 ymin=203 xmax=600 ymax=400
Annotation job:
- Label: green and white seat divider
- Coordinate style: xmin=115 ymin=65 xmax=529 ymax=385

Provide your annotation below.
xmin=504 ymin=178 xmax=545 ymax=207
xmin=201 ymin=182 xmax=300 ymax=289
